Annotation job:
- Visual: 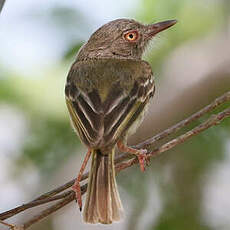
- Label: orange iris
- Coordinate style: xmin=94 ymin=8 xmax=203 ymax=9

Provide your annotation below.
xmin=124 ymin=31 xmax=138 ymax=42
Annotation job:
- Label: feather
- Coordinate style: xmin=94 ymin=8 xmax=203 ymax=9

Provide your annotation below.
xmin=65 ymin=58 xmax=154 ymax=148
xmin=83 ymin=149 xmax=123 ymax=224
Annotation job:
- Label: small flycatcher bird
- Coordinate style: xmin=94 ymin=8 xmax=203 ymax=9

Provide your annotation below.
xmin=65 ymin=18 xmax=177 ymax=224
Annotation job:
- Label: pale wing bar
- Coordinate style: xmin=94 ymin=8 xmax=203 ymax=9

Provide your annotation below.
xmin=103 ymin=76 xmax=154 ymax=145
xmin=65 ymin=83 xmax=103 ymax=147
xmin=65 ymin=73 xmax=154 ymax=148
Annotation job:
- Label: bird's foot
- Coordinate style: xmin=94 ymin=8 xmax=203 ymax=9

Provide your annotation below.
xmin=136 ymin=149 xmax=149 ymax=172
xmin=72 ymin=148 xmax=91 ymax=212
xmin=72 ymin=180 xmax=82 ymax=211
xmin=117 ymin=141 xmax=149 ymax=172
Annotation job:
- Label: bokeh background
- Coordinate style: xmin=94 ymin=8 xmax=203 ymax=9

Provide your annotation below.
xmin=0 ymin=0 xmax=230 ymax=229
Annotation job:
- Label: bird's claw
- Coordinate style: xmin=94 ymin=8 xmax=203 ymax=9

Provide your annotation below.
xmin=72 ymin=181 xmax=82 ymax=211
xmin=137 ymin=149 xmax=149 ymax=172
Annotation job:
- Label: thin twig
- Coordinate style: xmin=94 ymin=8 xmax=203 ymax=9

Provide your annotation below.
xmin=138 ymin=91 xmax=230 ymax=148
xmin=115 ymin=91 xmax=230 ymax=164
xmin=0 ymin=220 xmax=23 ymax=230
xmin=23 ymin=184 xmax=88 ymax=230
xmin=32 ymin=180 xmax=75 ymax=202
xmin=0 ymin=220 xmax=14 ymax=228
xmin=116 ymin=107 xmax=230 ymax=172
xmin=0 ymin=191 xmax=73 ymax=220
xmin=0 ymin=91 xmax=229 ymax=229
xmin=23 ymin=192 xmax=75 ymax=230
xmin=23 ymin=106 xmax=230 ymax=229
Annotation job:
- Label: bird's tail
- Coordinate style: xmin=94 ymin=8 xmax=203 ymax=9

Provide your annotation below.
xmin=83 ymin=148 xmax=123 ymax=224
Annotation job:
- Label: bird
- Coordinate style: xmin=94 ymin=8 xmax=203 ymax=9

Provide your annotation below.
xmin=65 ymin=18 xmax=177 ymax=224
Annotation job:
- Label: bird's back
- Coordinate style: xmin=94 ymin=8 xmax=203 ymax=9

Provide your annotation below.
xmin=65 ymin=58 xmax=154 ymax=150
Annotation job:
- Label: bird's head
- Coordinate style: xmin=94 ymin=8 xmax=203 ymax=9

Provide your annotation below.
xmin=77 ymin=18 xmax=177 ymax=61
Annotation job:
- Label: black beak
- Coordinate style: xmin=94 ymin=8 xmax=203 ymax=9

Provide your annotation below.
xmin=146 ymin=20 xmax=177 ymax=37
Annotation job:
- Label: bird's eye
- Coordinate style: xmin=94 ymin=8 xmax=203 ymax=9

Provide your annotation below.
xmin=124 ymin=31 xmax=139 ymax=42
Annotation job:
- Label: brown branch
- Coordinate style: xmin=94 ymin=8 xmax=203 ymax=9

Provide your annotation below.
xmin=0 ymin=91 xmax=230 ymax=229
xmin=137 ymin=91 xmax=230 ymax=148
xmin=115 ymin=91 xmax=230 ymax=164
xmin=22 ymin=192 xmax=75 ymax=230
xmin=31 ymin=173 xmax=90 ymax=202
xmin=0 ymin=191 xmax=73 ymax=220
xmin=116 ymin=107 xmax=230 ymax=172
xmin=22 ymin=184 xmax=87 ymax=230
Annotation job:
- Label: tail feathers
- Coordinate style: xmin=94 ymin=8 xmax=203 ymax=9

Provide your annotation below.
xmin=83 ymin=149 xmax=123 ymax=224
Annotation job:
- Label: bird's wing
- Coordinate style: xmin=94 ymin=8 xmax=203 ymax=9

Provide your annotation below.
xmin=102 ymin=69 xmax=155 ymax=145
xmin=65 ymin=59 xmax=154 ymax=148
xmin=65 ymin=80 xmax=104 ymax=147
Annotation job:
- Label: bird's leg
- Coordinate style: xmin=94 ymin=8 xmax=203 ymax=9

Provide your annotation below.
xmin=117 ymin=141 xmax=149 ymax=172
xmin=72 ymin=148 xmax=91 ymax=211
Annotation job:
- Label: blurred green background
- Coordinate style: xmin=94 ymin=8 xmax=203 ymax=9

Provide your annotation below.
xmin=0 ymin=0 xmax=230 ymax=230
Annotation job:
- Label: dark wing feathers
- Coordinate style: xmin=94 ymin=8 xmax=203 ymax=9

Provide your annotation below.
xmin=103 ymin=81 xmax=140 ymax=139
xmin=66 ymin=85 xmax=103 ymax=146
xmin=104 ymin=95 xmax=138 ymax=143
xmin=65 ymin=59 xmax=154 ymax=148
xmin=103 ymin=83 xmax=124 ymax=114
xmin=104 ymin=93 xmax=134 ymax=135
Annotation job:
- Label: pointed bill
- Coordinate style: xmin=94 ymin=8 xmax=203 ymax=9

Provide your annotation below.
xmin=145 ymin=19 xmax=177 ymax=37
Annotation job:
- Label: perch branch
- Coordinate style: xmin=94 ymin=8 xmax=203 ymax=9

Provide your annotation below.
xmin=0 ymin=91 xmax=229 ymax=229
xmin=115 ymin=91 xmax=230 ymax=164
xmin=116 ymin=107 xmax=230 ymax=172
